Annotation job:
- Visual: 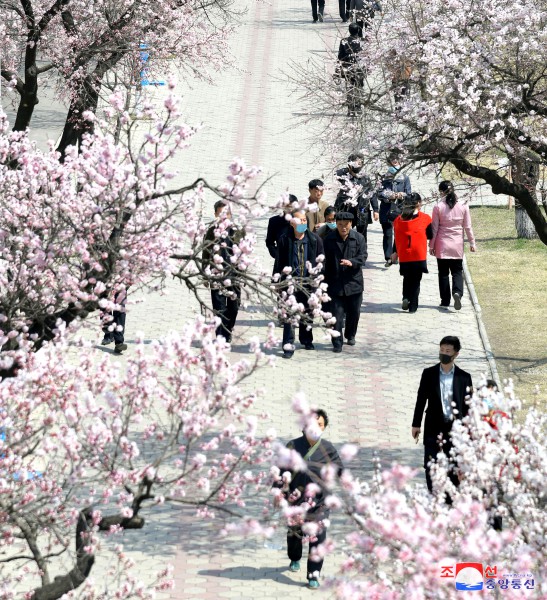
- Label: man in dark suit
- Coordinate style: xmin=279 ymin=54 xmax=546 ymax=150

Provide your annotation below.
xmin=412 ymin=335 xmax=473 ymax=493
xmin=275 ymin=209 xmax=324 ymax=359
xmin=323 ymin=211 xmax=367 ymax=353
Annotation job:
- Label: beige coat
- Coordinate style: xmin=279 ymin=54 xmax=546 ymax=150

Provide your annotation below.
xmin=306 ymin=200 xmax=329 ymax=232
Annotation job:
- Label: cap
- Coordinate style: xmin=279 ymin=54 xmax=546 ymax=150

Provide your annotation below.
xmin=336 ymin=211 xmax=354 ymax=221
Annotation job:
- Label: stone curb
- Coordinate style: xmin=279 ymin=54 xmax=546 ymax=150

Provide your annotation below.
xmin=463 ymin=255 xmax=502 ymax=387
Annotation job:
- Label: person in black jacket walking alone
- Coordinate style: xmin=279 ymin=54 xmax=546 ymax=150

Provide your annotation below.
xmin=337 ymin=24 xmax=365 ymax=116
xmin=411 ymin=335 xmax=473 ymax=494
xmin=278 ymin=409 xmax=343 ymax=589
xmin=323 ymin=211 xmax=367 ymax=352
xmin=202 ymin=201 xmax=243 ymax=343
xmin=275 ymin=209 xmax=324 ymax=359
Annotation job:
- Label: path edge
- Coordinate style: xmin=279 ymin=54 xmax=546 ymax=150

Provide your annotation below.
xmin=463 ymin=255 xmax=502 ymax=387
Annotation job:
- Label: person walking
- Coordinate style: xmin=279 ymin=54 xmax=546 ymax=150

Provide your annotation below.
xmin=429 ymin=181 xmax=476 ymax=310
xmin=339 ymin=0 xmax=351 ymax=21
xmin=323 ymin=211 xmax=367 ymax=352
xmin=349 ymin=0 xmax=381 ymax=36
xmin=337 ymin=24 xmax=365 ymax=116
xmin=266 ymin=194 xmax=297 ymax=266
xmin=310 ymin=0 xmax=325 ymax=22
xmin=202 ymin=201 xmax=243 ymax=343
xmin=275 ymin=209 xmax=324 ymax=359
xmin=335 ymin=152 xmax=378 ymax=243
xmin=374 ymin=153 xmax=412 ymax=267
xmin=391 ymin=193 xmax=432 ymax=314
xmin=101 ymin=287 xmax=128 ymax=354
xmin=279 ymin=409 xmax=343 ymax=589
xmin=316 ymin=206 xmax=337 ymax=239
xmin=411 ymin=336 xmax=473 ymax=494
xmin=306 ymin=179 xmax=328 ymax=233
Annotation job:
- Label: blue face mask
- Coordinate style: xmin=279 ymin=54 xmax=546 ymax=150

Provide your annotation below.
xmin=388 ymin=166 xmax=398 ymax=175
xmin=327 ymin=222 xmax=337 ymax=229
xmin=296 ymin=223 xmax=308 ymax=233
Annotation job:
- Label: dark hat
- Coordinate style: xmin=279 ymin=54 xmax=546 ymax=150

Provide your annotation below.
xmin=336 ymin=211 xmax=354 ymax=221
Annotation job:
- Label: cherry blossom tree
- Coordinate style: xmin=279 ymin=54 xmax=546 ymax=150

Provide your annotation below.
xmin=0 ymin=0 xmax=239 ymax=154
xmin=293 ymin=0 xmax=547 ymax=243
xmin=0 ymin=318 xmax=279 ymax=599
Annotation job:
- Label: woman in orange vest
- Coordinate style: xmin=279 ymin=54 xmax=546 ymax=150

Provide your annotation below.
xmin=390 ymin=193 xmax=433 ymax=313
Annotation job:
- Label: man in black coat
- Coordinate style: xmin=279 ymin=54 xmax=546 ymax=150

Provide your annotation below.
xmin=412 ymin=335 xmax=473 ymax=493
xmin=279 ymin=409 xmax=343 ymax=589
xmin=265 ymin=194 xmax=297 ymax=265
xmin=202 ymin=201 xmax=243 ymax=343
xmin=275 ymin=209 xmax=324 ymax=359
xmin=337 ymin=24 xmax=365 ymax=116
xmin=335 ymin=152 xmax=378 ymax=243
xmin=323 ymin=211 xmax=367 ymax=352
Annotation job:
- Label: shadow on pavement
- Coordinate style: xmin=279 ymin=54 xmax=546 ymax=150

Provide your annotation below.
xmin=199 ymin=565 xmax=303 ymax=587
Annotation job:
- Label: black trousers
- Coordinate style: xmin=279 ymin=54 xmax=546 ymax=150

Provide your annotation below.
xmin=339 ymin=0 xmax=350 ymax=20
xmin=102 ymin=310 xmax=126 ymax=344
xmin=437 ymin=258 xmax=464 ymax=306
xmin=211 ymin=287 xmax=240 ymax=341
xmin=331 ymin=292 xmax=362 ymax=348
xmin=381 ymin=221 xmax=393 ymax=260
xmin=356 ymin=222 xmax=368 ymax=244
xmin=282 ymin=292 xmax=313 ymax=347
xmin=424 ymin=435 xmax=459 ymax=496
xmin=310 ymin=0 xmax=325 ymax=20
xmin=401 ymin=265 xmax=423 ymax=312
xmin=287 ymin=524 xmax=327 ymax=578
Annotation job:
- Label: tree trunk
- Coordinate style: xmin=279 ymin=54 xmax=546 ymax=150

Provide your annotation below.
xmin=515 ymin=207 xmax=539 ymax=239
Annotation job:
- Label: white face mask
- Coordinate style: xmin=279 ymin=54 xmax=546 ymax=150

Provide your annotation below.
xmin=305 ymin=424 xmax=323 ymax=442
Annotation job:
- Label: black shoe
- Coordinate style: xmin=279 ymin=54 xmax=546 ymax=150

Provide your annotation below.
xmin=318 ymin=13 xmax=323 ymax=21
xmin=384 ymin=259 xmax=392 ymax=267
xmin=439 ymin=303 xmax=450 ymax=309
xmin=313 ymin=18 xmax=318 ymax=22
xmin=342 ymin=18 xmax=348 ymax=22
xmin=283 ymin=350 xmax=294 ymax=359
xmin=114 ymin=343 xmax=127 ymax=354
xmin=303 ymin=343 xmax=315 ymax=350
xmin=332 ymin=346 xmax=342 ymax=353
xmin=408 ymin=308 xmax=418 ymax=314
xmin=402 ymin=298 xmax=410 ymax=311
xmin=346 ymin=338 xmax=356 ymax=346
xmin=101 ymin=336 xmax=114 ymax=346
xmin=453 ymin=292 xmax=462 ymax=310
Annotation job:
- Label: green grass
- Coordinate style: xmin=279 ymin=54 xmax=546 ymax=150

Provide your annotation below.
xmin=466 ymin=207 xmax=547 ymax=411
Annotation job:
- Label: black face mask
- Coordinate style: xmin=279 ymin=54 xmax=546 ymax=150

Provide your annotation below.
xmin=439 ymin=353 xmax=453 ymax=365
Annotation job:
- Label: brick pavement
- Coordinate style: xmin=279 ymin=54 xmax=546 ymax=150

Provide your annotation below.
xmin=2 ymin=0 xmax=494 ymax=597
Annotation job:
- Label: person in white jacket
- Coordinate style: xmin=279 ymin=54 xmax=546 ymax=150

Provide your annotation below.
xmin=429 ymin=181 xmax=476 ymax=310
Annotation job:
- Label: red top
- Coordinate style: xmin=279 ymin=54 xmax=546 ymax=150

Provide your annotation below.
xmin=393 ymin=212 xmax=432 ymax=262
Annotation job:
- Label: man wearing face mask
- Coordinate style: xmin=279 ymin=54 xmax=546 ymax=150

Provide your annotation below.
xmin=279 ymin=409 xmax=343 ymax=589
xmin=373 ymin=152 xmax=412 ymax=267
xmin=335 ymin=152 xmax=378 ymax=244
xmin=275 ymin=209 xmax=324 ymax=359
xmin=316 ymin=206 xmax=337 ymax=239
xmin=323 ymin=211 xmax=367 ymax=352
xmin=411 ymin=336 xmax=473 ymax=493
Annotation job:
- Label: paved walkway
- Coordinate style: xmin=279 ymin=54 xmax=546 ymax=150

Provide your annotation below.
xmin=2 ymin=1 xmax=494 ymax=597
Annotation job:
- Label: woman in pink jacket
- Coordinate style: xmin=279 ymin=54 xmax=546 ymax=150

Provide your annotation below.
xmin=429 ymin=181 xmax=476 ymax=310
